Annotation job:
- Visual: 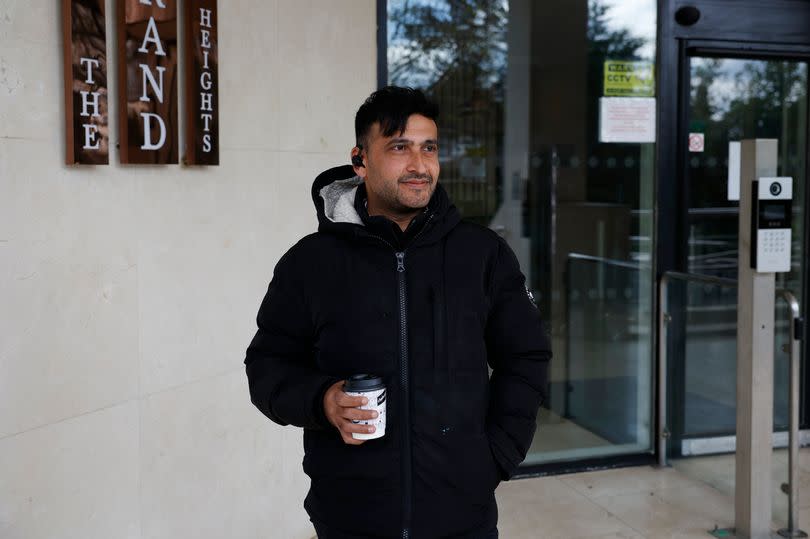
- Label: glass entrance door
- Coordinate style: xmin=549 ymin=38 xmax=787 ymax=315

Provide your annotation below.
xmin=669 ymin=55 xmax=808 ymax=452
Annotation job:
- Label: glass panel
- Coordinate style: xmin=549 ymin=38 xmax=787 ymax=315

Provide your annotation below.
xmin=667 ymin=274 xmax=795 ymax=528
xmin=388 ymin=0 xmax=657 ymax=464
xmin=388 ymin=0 xmax=508 ymax=225
xmin=671 ymin=279 xmax=790 ymax=439
xmin=681 ymin=279 xmax=738 ymax=437
xmin=685 ymin=57 xmax=808 ymax=436
xmin=673 ymin=57 xmax=807 ymax=527
xmin=688 ymin=58 xmax=807 ymax=288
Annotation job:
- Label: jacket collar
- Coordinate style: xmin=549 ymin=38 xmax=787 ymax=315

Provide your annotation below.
xmin=311 ymin=165 xmax=461 ymax=248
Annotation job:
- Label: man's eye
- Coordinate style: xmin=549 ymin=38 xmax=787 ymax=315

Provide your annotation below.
xmin=391 ymin=144 xmax=405 ymax=151
xmin=424 ymin=145 xmax=437 ymax=152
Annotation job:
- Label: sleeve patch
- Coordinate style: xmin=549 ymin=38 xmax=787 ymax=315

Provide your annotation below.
xmin=525 ymin=286 xmax=538 ymax=308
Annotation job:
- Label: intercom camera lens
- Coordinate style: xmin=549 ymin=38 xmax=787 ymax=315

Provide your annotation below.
xmin=770 ymin=182 xmax=782 ymax=196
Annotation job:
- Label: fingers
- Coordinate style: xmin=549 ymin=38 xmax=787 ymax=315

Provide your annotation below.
xmin=342 ymin=407 xmax=378 ymax=422
xmin=337 ymin=419 xmax=376 ymax=445
xmin=322 ymin=381 xmax=380 ymax=445
xmin=341 ymin=419 xmax=376 ymax=435
xmin=334 ymin=391 xmax=367 ymax=409
xmin=334 ymin=398 xmax=377 ymax=446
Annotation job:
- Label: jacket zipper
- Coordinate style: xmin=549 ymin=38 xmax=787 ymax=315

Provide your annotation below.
xmin=365 ymin=214 xmax=433 ymax=539
xmin=395 ymin=251 xmax=411 ymax=539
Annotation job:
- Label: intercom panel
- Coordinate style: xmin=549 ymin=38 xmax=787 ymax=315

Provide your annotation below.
xmin=751 ymin=177 xmax=792 ymax=273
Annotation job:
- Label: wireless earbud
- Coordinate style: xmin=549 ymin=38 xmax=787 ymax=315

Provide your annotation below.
xmin=352 ymin=146 xmax=365 ymax=168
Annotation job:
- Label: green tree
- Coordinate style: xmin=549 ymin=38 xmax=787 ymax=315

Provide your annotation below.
xmin=388 ymin=0 xmax=507 ymax=91
xmin=585 ymin=0 xmax=650 ymax=206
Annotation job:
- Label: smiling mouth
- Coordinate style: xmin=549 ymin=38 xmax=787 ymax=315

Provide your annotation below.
xmin=399 ymin=176 xmax=432 ymax=186
xmin=400 ymin=181 xmax=430 ymax=190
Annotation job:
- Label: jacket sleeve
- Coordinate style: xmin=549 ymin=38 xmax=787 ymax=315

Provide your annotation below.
xmin=485 ymin=237 xmax=552 ymax=479
xmin=244 ymin=249 xmax=339 ymax=430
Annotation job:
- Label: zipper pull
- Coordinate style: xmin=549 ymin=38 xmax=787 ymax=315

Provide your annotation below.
xmin=396 ymin=252 xmax=405 ymax=273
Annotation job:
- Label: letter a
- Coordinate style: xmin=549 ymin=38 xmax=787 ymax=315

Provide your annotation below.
xmin=138 ymin=17 xmax=166 ymax=57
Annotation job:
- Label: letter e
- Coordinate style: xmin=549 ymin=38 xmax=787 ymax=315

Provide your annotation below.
xmin=83 ymin=123 xmax=100 ymax=150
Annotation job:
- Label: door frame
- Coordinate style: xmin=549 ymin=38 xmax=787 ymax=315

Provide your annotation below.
xmin=656 ymin=0 xmax=810 ymax=459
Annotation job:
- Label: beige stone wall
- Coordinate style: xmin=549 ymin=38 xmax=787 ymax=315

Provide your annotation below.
xmin=0 ymin=2 xmax=376 ymax=538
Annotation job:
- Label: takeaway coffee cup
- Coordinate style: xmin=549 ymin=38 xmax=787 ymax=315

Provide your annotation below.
xmin=344 ymin=374 xmax=386 ymax=440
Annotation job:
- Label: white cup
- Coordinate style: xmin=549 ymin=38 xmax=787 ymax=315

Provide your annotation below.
xmin=344 ymin=375 xmax=386 ymax=440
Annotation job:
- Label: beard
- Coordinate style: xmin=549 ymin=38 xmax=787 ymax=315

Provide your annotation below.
xmin=393 ymin=173 xmax=435 ymax=211
xmin=398 ymin=172 xmax=434 ymax=184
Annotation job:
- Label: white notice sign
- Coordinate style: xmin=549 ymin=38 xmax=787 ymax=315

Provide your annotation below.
xmin=599 ymin=97 xmax=656 ymax=143
xmin=727 ymin=141 xmax=741 ymax=201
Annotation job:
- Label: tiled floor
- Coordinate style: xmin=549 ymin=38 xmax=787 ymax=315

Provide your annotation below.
xmin=526 ymin=408 xmax=613 ymax=458
xmin=306 ymin=450 xmax=810 ymax=538
xmin=496 ymin=449 xmax=810 ymax=538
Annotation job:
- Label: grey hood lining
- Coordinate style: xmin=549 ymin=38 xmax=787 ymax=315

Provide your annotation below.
xmin=319 ymin=176 xmax=364 ymax=226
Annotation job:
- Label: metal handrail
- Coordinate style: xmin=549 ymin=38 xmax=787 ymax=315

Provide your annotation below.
xmin=657 ymin=271 xmax=805 ymax=537
xmin=777 ymin=288 xmax=805 ymax=539
xmin=566 ymin=252 xmax=649 ymax=271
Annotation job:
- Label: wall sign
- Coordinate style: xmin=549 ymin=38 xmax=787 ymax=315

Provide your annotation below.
xmin=184 ymin=1 xmax=219 ymax=165
xmin=728 ymin=141 xmax=741 ymax=201
xmin=599 ymin=97 xmax=656 ymax=144
xmin=62 ymin=0 xmax=110 ymax=165
xmin=63 ymin=0 xmax=220 ymax=166
xmin=688 ymin=132 xmax=705 ymax=153
xmin=604 ymin=61 xmax=655 ymax=98
xmin=118 ymin=0 xmax=178 ymax=164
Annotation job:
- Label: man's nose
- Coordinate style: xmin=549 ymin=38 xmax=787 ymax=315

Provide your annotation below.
xmin=407 ymin=149 xmax=428 ymax=174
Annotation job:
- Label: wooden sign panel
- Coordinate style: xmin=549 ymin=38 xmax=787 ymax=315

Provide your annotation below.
xmin=118 ymin=0 xmax=178 ymax=164
xmin=184 ymin=0 xmax=219 ymax=165
xmin=62 ymin=0 xmax=110 ymax=165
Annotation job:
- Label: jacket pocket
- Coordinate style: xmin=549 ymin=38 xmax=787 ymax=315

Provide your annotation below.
xmin=456 ymin=432 xmax=501 ymax=502
xmin=302 ymin=429 xmax=396 ymax=482
xmin=417 ymin=431 xmax=500 ymax=507
xmin=434 ymin=370 xmax=489 ymax=435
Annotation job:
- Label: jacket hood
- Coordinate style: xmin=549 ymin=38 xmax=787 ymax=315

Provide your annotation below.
xmin=311 ymin=165 xmax=461 ymax=246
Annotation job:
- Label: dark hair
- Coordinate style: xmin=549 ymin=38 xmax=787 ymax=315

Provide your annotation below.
xmin=354 ymin=86 xmax=439 ymax=148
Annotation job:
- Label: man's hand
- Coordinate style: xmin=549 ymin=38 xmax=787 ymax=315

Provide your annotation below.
xmin=323 ymin=380 xmax=378 ymax=445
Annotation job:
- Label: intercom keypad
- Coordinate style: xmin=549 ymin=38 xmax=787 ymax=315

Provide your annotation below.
xmin=752 ymin=177 xmax=792 ymax=273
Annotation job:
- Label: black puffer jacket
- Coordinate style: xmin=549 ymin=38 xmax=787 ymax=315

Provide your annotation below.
xmin=245 ymin=165 xmax=551 ymax=538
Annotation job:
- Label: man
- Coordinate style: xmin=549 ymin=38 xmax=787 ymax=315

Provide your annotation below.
xmin=245 ymin=87 xmax=551 ymax=538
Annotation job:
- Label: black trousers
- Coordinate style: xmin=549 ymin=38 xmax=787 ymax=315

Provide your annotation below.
xmin=312 ymin=521 xmax=498 ymax=539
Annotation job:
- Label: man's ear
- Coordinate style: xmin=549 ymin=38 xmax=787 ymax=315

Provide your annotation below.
xmin=351 ymin=146 xmax=367 ymax=178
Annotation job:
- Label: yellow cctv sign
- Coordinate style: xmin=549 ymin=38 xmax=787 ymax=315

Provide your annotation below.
xmin=604 ymin=61 xmax=655 ymax=97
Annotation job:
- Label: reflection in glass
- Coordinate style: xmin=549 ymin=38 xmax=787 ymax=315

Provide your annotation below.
xmin=681 ymin=57 xmax=807 ymax=440
xmin=388 ymin=0 xmax=657 ymax=464
xmin=674 ymin=56 xmax=808 ymax=529
xmin=666 ymin=275 xmax=795 ymax=527
xmin=688 ymin=58 xmax=807 ymax=290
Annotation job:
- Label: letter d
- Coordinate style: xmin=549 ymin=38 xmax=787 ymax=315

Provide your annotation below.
xmin=140 ymin=112 xmax=167 ymax=150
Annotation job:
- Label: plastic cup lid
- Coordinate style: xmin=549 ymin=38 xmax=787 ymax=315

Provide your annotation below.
xmin=345 ymin=374 xmax=385 ymax=392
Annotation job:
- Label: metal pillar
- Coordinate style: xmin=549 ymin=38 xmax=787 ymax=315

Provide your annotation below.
xmin=736 ymin=139 xmax=778 ymax=539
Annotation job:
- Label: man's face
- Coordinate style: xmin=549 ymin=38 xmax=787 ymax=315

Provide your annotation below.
xmin=353 ymin=114 xmax=440 ymax=215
